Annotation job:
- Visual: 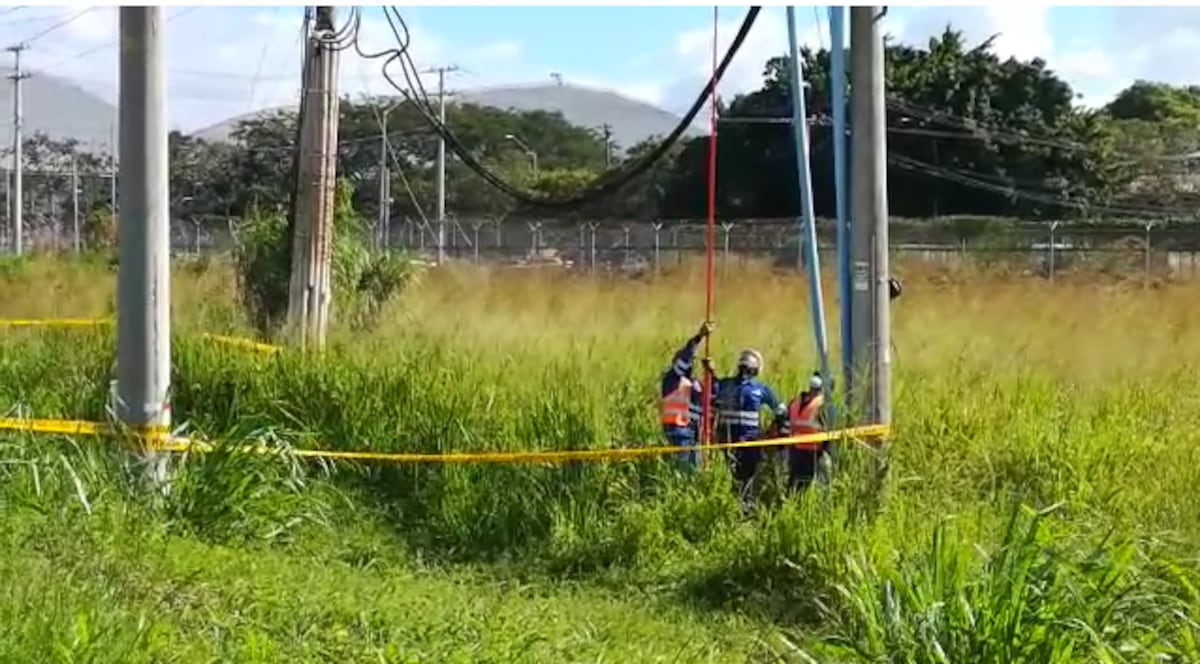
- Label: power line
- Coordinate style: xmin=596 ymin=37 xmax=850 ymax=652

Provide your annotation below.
xmin=36 ymin=6 xmax=198 ymax=72
xmin=358 ymin=5 xmax=763 ymax=209
xmin=891 ymin=153 xmax=1193 ymax=219
xmin=22 ymin=7 xmax=94 ymax=44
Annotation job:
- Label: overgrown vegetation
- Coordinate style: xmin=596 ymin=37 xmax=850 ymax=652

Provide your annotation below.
xmin=2 ymin=256 xmax=1200 ymax=659
xmin=233 ymin=179 xmax=418 ymax=336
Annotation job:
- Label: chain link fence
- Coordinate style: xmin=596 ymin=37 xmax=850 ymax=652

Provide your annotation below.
xmin=6 ymin=210 xmax=1200 ymax=281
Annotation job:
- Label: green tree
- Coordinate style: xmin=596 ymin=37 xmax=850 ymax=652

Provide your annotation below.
xmin=659 ymin=28 xmax=1123 ymax=220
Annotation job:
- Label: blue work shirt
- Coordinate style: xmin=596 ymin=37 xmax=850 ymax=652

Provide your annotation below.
xmin=660 ymin=335 xmax=705 ymax=436
xmin=712 ymin=374 xmax=783 ymax=443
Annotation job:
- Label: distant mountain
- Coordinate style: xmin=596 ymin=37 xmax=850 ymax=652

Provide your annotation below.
xmin=0 ymin=72 xmax=116 ymax=154
xmin=191 ymin=82 xmax=701 ymax=152
xmin=454 ymin=83 xmax=701 ymax=152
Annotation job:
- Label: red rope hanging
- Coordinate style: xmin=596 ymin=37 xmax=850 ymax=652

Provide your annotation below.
xmin=700 ymin=6 xmax=719 ymax=448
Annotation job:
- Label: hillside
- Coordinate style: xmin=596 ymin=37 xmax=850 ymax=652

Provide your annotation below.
xmin=190 ymin=82 xmax=699 ymax=151
xmin=0 ymin=71 xmax=116 ymax=154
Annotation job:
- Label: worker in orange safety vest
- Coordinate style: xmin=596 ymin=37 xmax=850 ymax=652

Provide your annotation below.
xmin=775 ymin=372 xmax=830 ymax=491
xmin=660 ymin=321 xmax=714 ymax=468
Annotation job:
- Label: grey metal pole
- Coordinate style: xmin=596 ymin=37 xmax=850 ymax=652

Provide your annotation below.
xmin=115 ymin=7 xmax=172 ymax=461
xmin=71 ymin=157 xmax=80 ymax=253
xmin=849 ymin=7 xmax=891 ymax=426
xmin=8 ymin=44 xmax=28 ymax=255
xmin=378 ymin=117 xmax=388 ymax=252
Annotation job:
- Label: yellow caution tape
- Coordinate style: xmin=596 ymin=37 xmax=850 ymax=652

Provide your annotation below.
xmin=201 ymin=333 xmax=283 ymax=355
xmin=0 ymin=318 xmax=111 ymax=327
xmin=0 ymin=416 xmax=106 ymax=436
xmin=0 ymin=415 xmax=890 ymax=466
xmin=0 ymin=416 xmax=170 ymax=439
xmin=0 ymin=318 xmax=282 ymax=355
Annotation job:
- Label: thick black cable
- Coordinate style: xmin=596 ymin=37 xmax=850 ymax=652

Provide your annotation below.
xmin=365 ymin=6 xmax=762 ymax=209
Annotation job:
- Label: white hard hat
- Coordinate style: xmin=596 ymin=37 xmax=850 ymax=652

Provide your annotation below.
xmin=736 ymin=349 xmax=763 ymax=372
xmin=808 ymin=374 xmax=823 ymax=391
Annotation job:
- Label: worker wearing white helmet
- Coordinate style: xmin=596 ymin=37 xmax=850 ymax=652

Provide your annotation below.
xmin=702 ymin=348 xmax=784 ymax=511
xmin=777 ymin=371 xmax=831 ymax=491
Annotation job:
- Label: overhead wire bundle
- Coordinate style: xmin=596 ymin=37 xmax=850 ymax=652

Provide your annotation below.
xmin=351 ymin=6 xmax=763 ymax=210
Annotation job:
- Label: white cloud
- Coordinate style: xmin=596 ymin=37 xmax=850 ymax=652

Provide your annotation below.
xmin=61 ymin=7 xmax=114 ymax=45
xmin=28 ymin=5 xmax=1200 ymax=135
xmin=464 ymin=40 xmax=522 ymax=62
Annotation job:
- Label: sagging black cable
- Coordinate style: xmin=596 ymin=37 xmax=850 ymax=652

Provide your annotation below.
xmin=368 ymin=6 xmax=762 ymax=209
xmin=382 ymin=9 xmax=440 ymax=120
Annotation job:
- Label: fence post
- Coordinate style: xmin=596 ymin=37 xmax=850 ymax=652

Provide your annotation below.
xmin=1049 ymin=221 xmax=1059 ymax=284
xmin=721 ymin=222 xmax=734 ymax=265
xmin=472 ymin=221 xmax=482 ymax=264
xmin=1144 ymin=220 xmax=1155 ymax=289
xmin=588 ymin=221 xmax=598 ymax=272
xmin=619 ymin=222 xmax=628 ymax=264
xmin=527 ymin=221 xmax=542 ymax=260
xmin=671 ymin=223 xmax=682 ymax=266
xmin=652 ymin=221 xmax=663 ymax=273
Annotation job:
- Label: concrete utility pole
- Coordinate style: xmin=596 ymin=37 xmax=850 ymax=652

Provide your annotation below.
xmin=115 ymin=7 xmax=172 ymax=469
xmin=287 ymin=6 xmax=341 ymax=350
xmin=424 ymin=64 xmax=458 ymax=266
xmin=849 ymin=6 xmax=891 ymax=426
xmin=7 ymin=43 xmax=29 ymax=255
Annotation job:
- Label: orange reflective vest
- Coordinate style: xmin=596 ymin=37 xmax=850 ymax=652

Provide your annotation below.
xmin=661 ymin=377 xmax=694 ymax=428
xmin=788 ymin=393 xmax=824 ymax=449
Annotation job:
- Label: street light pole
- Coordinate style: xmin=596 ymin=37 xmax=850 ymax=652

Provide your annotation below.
xmin=504 ymin=133 xmax=538 ymax=178
xmin=377 ymin=101 xmax=400 ymax=252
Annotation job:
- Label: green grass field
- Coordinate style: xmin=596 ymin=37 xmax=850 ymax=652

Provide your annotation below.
xmin=2 ymin=254 xmax=1200 ymax=662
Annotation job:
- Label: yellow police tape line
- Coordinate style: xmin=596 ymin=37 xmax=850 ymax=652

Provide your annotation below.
xmin=0 ymin=318 xmax=111 ymax=327
xmin=0 ymin=318 xmax=282 ymax=355
xmin=0 ymin=415 xmax=890 ymax=465
xmin=200 ymin=333 xmax=282 ymax=355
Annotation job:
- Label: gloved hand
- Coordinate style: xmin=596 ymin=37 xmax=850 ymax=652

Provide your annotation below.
xmin=697 ymin=320 xmax=715 ymax=339
xmin=701 ymin=356 xmax=715 ymax=374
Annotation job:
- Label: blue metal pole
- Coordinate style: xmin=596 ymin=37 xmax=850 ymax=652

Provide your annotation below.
xmin=784 ymin=6 xmax=831 ymax=405
xmin=828 ymin=5 xmax=852 ymax=402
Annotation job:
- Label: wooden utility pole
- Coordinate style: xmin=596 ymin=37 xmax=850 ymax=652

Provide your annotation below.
xmin=287 ymin=6 xmax=340 ymax=350
xmin=848 ymin=6 xmax=891 ymax=426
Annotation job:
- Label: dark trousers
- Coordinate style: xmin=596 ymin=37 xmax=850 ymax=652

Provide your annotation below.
xmin=787 ymin=447 xmax=821 ymax=491
xmin=729 ymin=446 xmax=824 ymax=503
xmin=728 ymin=446 xmax=763 ymax=506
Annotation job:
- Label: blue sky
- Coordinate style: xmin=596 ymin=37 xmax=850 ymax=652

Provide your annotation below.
xmin=11 ymin=5 xmax=1200 ymax=131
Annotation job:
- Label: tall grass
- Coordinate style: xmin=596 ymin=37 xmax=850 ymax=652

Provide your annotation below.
xmin=2 ymin=254 xmax=1200 ymax=659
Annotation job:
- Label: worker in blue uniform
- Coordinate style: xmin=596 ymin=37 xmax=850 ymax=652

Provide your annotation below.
xmin=702 ymin=349 xmax=785 ymax=509
xmin=660 ymin=321 xmax=713 ymax=468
